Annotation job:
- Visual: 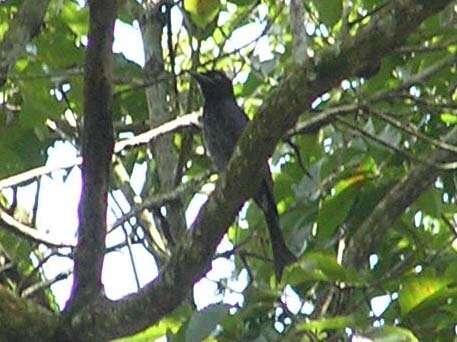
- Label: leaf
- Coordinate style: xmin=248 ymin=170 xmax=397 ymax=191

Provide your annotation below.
xmin=118 ymin=0 xmax=143 ymax=24
xmin=184 ymin=0 xmax=221 ymax=29
xmin=362 ymin=326 xmax=419 ymax=342
xmin=185 ymin=304 xmax=230 ymax=342
xmin=0 ymin=124 xmax=49 ymax=178
xmin=293 ymin=160 xmax=323 ymax=201
xmin=284 ymin=252 xmax=364 ymax=285
xmin=440 ymin=112 xmax=457 ymax=125
xmin=240 ymin=72 xmax=262 ymax=97
xmin=316 ymin=184 xmax=359 ymax=240
xmin=113 ymin=306 xmax=191 ymax=342
xmin=228 ymin=0 xmax=257 ymax=6
xmin=413 ymin=189 xmax=442 ymax=217
xmin=378 ymin=124 xmax=401 ymax=148
xmin=20 ymin=79 xmax=62 ymax=127
xmin=113 ymin=318 xmax=182 ymax=342
xmin=313 ymin=0 xmax=343 ymax=28
xmin=0 ymin=228 xmax=35 ymax=275
xmin=399 ymin=275 xmax=450 ymax=316
xmin=35 ymin=20 xmax=84 ymax=68
xmin=363 ymin=55 xmax=401 ymax=93
xmin=60 ymin=2 xmax=88 ymax=37
xmin=298 ymin=315 xmax=355 ymax=333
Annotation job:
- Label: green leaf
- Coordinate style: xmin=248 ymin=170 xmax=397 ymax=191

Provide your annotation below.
xmin=399 ymin=275 xmax=450 ymax=316
xmin=413 ymin=189 xmax=442 ymax=217
xmin=298 ymin=315 xmax=355 ymax=333
xmin=240 ymin=72 xmax=262 ymax=97
xmin=313 ymin=0 xmax=342 ymax=28
xmin=0 ymin=124 xmax=49 ymax=178
xmin=316 ymin=184 xmax=359 ymax=240
xmin=114 ymin=306 xmax=191 ymax=342
xmin=113 ymin=318 xmax=182 ymax=342
xmin=60 ymin=2 xmax=88 ymax=37
xmin=20 ymin=79 xmax=61 ymax=127
xmin=118 ymin=0 xmax=143 ymax=24
xmin=185 ymin=304 xmax=230 ymax=342
xmin=363 ymin=326 xmax=419 ymax=342
xmin=35 ymin=20 xmax=84 ymax=68
xmin=184 ymin=0 xmax=221 ymax=29
xmin=440 ymin=112 xmax=457 ymax=125
xmin=0 ymin=228 xmax=35 ymax=275
xmin=284 ymin=252 xmax=364 ymax=285
xmin=227 ymin=0 xmax=257 ymax=6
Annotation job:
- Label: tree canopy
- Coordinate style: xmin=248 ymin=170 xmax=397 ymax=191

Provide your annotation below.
xmin=1 ymin=0 xmax=457 ymax=341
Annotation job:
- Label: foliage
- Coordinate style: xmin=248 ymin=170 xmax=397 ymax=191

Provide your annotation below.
xmin=1 ymin=0 xmax=457 ymax=341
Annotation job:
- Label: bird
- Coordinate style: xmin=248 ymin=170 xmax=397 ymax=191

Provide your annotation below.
xmin=191 ymin=70 xmax=297 ymax=280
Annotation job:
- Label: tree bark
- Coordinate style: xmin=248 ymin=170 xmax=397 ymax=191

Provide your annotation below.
xmin=65 ymin=0 xmax=118 ymax=313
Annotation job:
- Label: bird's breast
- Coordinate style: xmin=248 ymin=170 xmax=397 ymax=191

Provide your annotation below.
xmin=202 ymin=110 xmax=235 ymax=170
xmin=202 ymin=99 xmax=248 ymax=170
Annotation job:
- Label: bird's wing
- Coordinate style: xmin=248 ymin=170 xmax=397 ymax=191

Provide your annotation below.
xmin=225 ymin=99 xmax=249 ymax=139
xmin=226 ymin=100 xmax=274 ymax=188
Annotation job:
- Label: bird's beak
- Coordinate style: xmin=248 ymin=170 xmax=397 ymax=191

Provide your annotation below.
xmin=190 ymin=71 xmax=212 ymax=85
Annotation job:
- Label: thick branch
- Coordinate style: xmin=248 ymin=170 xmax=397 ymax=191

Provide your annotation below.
xmin=66 ymin=0 xmax=118 ymax=312
xmin=0 ymin=0 xmax=50 ymax=88
xmin=290 ymin=0 xmax=307 ymax=64
xmin=0 ymin=287 xmax=60 ymax=342
xmin=140 ymin=2 xmax=187 ymax=246
xmin=65 ymin=1 xmax=452 ymax=340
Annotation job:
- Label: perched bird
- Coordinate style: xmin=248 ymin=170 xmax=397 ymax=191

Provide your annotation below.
xmin=191 ymin=70 xmax=296 ymax=280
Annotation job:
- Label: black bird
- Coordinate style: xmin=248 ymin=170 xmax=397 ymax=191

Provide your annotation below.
xmin=191 ymin=70 xmax=296 ymax=280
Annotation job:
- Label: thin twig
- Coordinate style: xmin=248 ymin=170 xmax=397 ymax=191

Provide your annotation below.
xmin=441 ymin=214 xmax=457 ymax=239
xmin=0 ymin=112 xmax=201 ymax=190
xmin=18 ymin=251 xmax=57 ymax=294
xmin=31 ymin=178 xmax=41 ymax=227
xmin=108 ymin=170 xmax=210 ymax=232
xmin=109 ymin=194 xmax=141 ymax=291
xmin=348 ymin=1 xmax=391 ymax=27
xmin=336 ymin=117 xmax=457 ymax=170
xmin=0 ymin=206 xmax=74 ymax=248
xmin=365 ymin=107 xmax=457 ymax=154
xmin=21 ymin=271 xmax=71 ymax=298
xmin=372 ymin=54 xmax=457 ymax=101
xmin=395 ymin=37 xmax=457 ymax=54
xmin=114 ymin=111 xmax=201 ymax=152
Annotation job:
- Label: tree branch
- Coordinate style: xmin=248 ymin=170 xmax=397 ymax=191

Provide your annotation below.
xmin=365 ymin=107 xmax=457 ymax=154
xmin=0 ymin=286 xmax=59 ymax=342
xmin=66 ymin=0 xmax=118 ymax=313
xmin=140 ymin=2 xmax=187 ymax=245
xmin=0 ymin=159 xmax=82 ymax=190
xmin=290 ymin=0 xmax=307 ymax=65
xmin=0 ymin=206 xmax=74 ymax=248
xmin=114 ymin=111 xmax=201 ymax=152
xmin=0 ymin=112 xmax=200 ymax=190
xmin=108 ymin=170 xmax=210 ymax=233
xmin=336 ymin=116 xmax=457 ymax=170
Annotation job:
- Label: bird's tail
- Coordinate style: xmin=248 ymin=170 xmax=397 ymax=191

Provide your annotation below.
xmin=256 ymin=180 xmax=297 ymax=280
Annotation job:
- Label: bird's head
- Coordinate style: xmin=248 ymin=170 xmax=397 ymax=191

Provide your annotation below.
xmin=191 ymin=70 xmax=234 ymax=101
